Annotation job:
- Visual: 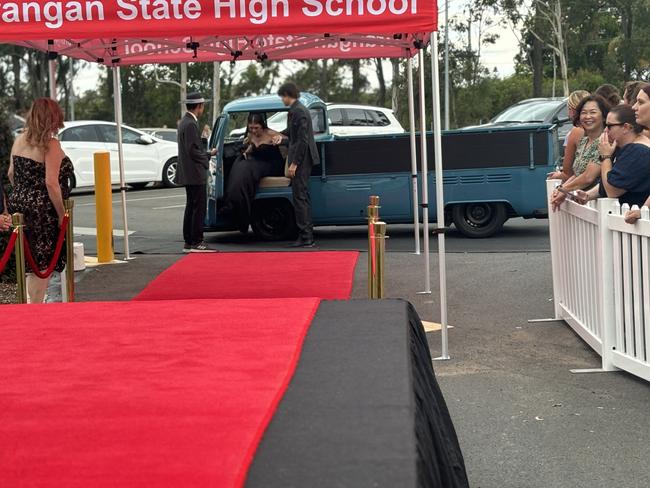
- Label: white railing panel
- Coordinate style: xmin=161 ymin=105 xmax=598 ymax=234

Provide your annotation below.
xmin=546 ymin=180 xmax=603 ymax=352
xmin=544 ymin=183 xmax=650 ymax=382
xmin=560 ymin=305 xmax=602 ymax=355
xmin=622 ymin=225 xmax=634 ymax=356
xmin=562 ymin=199 xmax=600 ymax=225
xmin=608 ymin=204 xmax=650 ymax=379
xmin=641 ymin=207 xmax=650 ymax=361
xmin=631 ymin=229 xmax=645 ymax=361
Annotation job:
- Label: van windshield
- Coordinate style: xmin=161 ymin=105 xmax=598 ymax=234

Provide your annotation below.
xmin=225 ymin=108 xmax=326 ymax=142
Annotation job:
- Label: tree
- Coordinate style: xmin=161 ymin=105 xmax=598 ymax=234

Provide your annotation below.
xmin=391 ymin=59 xmax=401 ymax=113
xmin=375 ymin=59 xmax=387 ymax=107
xmin=0 ymin=108 xmax=15 ymax=282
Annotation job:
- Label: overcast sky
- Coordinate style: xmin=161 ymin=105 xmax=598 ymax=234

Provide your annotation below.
xmin=72 ymin=4 xmax=520 ymax=96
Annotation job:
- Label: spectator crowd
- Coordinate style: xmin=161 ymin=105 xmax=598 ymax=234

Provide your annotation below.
xmin=549 ymin=82 xmax=650 ymax=224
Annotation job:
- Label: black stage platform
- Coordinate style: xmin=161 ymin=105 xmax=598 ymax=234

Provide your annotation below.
xmin=247 ymin=299 xmax=469 ymax=488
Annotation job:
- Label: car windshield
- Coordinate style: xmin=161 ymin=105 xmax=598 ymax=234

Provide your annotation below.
xmin=492 ymin=100 xmax=563 ymax=124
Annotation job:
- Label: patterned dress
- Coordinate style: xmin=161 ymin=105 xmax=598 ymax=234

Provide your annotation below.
xmin=572 ymin=136 xmax=601 ymax=176
xmin=7 ymin=155 xmax=74 ymax=273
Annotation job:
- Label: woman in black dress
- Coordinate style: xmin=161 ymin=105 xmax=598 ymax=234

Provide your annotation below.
xmin=7 ymin=98 xmax=74 ymax=303
xmin=220 ymin=113 xmax=285 ymax=232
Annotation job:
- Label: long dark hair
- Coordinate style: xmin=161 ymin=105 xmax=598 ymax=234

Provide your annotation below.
xmin=573 ymin=95 xmax=609 ymax=128
xmin=641 ymin=84 xmax=650 ymax=102
xmin=595 ymin=84 xmax=622 ymax=108
xmin=609 ymin=104 xmax=644 ymax=134
xmin=247 ymin=112 xmax=268 ymax=130
xmin=624 ymin=81 xmax=648 ymax=105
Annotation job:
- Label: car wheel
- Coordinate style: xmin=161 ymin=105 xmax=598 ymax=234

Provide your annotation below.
xmin=128 ymin=182 xmax=149 ymax=190
xmin=451 ymin=203 xmax=508 ymax=238
xmin=162 ymin=158 xmax=180 ymax=187
xmin=251 ymin=199 xmax=298 ymax=241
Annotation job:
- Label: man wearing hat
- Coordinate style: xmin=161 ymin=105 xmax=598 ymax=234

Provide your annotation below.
xmin=177 ymin=92 xmax=217 ymax=252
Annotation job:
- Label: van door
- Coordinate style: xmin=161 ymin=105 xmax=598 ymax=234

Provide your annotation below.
xmin=206 ymin=115 xmax=227 ymax=226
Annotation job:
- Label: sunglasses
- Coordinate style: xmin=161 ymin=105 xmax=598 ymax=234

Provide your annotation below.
xmin=605 ymin=122 xmax=625 ymax=129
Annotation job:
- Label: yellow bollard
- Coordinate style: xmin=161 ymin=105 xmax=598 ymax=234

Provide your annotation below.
xmin=64 ymin=199 xmax=75 ymax=302
xmin=94 ymin=151 xmax=114 ymax=263
xmin=12 ymin=213 xmax=27 ymax=304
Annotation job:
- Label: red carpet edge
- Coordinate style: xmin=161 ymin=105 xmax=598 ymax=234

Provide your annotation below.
xmin=235 ymin=297 xmax=321 ymax=487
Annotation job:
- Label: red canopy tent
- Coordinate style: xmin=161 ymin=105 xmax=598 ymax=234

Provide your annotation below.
xmin=1 ymin=0 xmax=449 ymax=358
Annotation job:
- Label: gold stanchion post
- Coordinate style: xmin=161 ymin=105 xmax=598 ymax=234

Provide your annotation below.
xmin=64 ymin=199 xmax=75 ymax=302
xmin=372 ymin=221 xmax=387 ymax=299
xmin=367 ymin=195 xmax=380 ymax=298
xmin=12 ymin=213 xmax=27 ymax=304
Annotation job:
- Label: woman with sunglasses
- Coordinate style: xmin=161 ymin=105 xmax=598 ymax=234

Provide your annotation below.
xmin=624 ymin=85 xmax=650 ymax=223
xmin=574 ymin=104 xmax=650 ymax=208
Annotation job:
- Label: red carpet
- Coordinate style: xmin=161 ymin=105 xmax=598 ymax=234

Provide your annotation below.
xmin=135 ymin=251 xmax=359 ymax=301
xmin=0 ymin=298 xmax=320 ymax=487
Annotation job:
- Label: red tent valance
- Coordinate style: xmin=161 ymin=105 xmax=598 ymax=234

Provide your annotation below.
xmin=18 ymin=33 xmax=424 ymax=65
xmin=4 ymin=0 xmax=437 ymax=63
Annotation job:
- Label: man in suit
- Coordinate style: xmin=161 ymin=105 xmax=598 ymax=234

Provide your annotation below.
xmin=273 ymin=83 xmax=320 ymax=247
xmin=177 ymin=92 xmax=218 ymax=252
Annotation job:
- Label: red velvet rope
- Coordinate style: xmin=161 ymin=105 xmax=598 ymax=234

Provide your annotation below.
xmin=0 ymin=229 xmax=18 ymax=274
xmin=23 ymin=215 xmax=70 ymax=279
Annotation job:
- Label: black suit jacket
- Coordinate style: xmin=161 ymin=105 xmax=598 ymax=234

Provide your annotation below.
xmin=283 ymin=101 xmax=320 ymax=166
xmin=177 ymin=112 xmax=210 ymax=186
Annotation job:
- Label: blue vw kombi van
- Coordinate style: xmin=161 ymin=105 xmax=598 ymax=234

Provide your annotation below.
xmin=206 ymin=93 xmax=559 ymax=239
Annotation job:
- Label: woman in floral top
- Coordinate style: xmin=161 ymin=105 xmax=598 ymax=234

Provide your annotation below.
xmin=551 ymin=95 xmax=609 ymax=210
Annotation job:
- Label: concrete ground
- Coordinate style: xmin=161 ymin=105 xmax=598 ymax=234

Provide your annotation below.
xmin=69 ymin=187 xmax=650 ymax=488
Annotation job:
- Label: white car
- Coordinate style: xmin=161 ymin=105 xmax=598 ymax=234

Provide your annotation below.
xmin=230 ymin=103 xmax=404 ymax=137
xmin=141 ymin=128 xmax=178 ymax=143
xmin=59 ymin=121 xmax=179 ymax=189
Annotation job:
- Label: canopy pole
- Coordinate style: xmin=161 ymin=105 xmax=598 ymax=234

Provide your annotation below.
xmin=417 ymin=48 xmax=431 ymax=295
xmin=180 ymin=63 xmax=188 ymax=119
xmin=112 ymin=66 xmax=131 ymax=260
xmin=430 ymin=32 xmax=450 ymax=360
xmin=48 ymin=59 xmax=57 ymax=100
xmin=407 ymin=54 xmax=420 ymax=255
xmin=444 ymin=0 xmax=450 ymax=129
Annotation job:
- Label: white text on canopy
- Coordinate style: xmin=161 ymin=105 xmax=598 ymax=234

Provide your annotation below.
xmin=0 ymin=0 xmax=419 ymax=30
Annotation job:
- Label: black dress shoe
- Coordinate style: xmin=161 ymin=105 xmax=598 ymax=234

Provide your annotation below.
xmin=287 ymin=238 xmax=315 ymax=248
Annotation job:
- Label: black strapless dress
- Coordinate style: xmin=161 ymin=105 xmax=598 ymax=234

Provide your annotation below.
xmin=221 ymin=143 xmax=285 ymax=232
xmin=7 ymin=155 xmax=74 ymax=273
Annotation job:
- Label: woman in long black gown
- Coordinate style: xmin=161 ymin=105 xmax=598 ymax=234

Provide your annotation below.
xmin=220 ymin=113 xmax=285 ymax=232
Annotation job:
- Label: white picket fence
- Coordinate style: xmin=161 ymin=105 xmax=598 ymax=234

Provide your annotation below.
xmin=547 ymin=180 xmax=650 ymax=381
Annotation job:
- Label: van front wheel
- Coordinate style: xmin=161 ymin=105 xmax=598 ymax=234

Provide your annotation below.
xmin=452 ymin=203 xmax=507 ymax=238
xmin=251 ymin=199 xmax=298 ymax=241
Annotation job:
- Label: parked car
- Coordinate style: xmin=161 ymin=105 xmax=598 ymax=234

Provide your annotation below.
xmin=206 ymin=93 xmax=559 ymax=239
xmin=229 ymin=103 xmax=404 ymax=137
xmin=10 ymin=114 xmax=25 ymax=137
xmin=460 ymin=97 xmax=571 ymax=150
xmin=141 ymin=128 xmax=177 ymax=143
xmin=59 ymin=121 xmax=180 ymax=189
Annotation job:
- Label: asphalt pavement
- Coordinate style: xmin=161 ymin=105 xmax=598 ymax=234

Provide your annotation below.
xmin=69 ymin=186 xmax=650 ymax=488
